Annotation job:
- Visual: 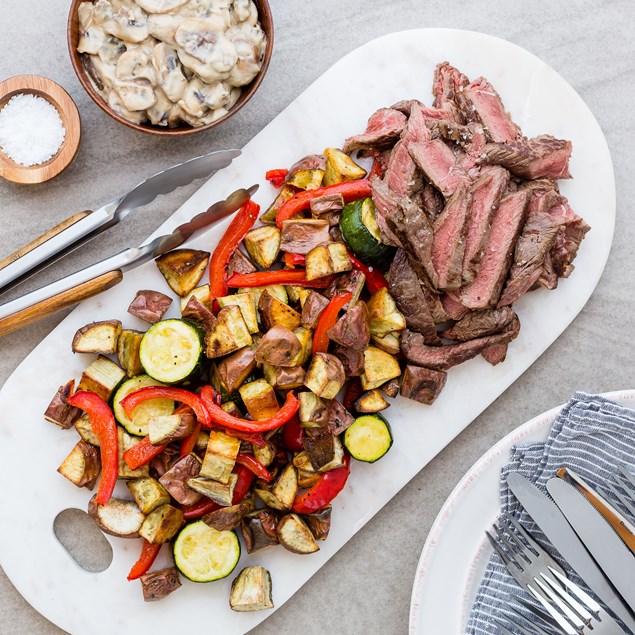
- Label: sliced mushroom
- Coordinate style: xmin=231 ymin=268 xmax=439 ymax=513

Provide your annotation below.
xmin=178 ymin=0 xmax=215 ymax=18
xmin=78 ymin=3 xmax=107 ymax=54
xmin=178 ymin=78 xmax=210 ymax=117
xmin=87 ymin=54 xmax=118 ymax=92
xmin=136 ymin=0 xmax=189 ymax=14
xmin=232 ymin=0 xmax=251 ymax=22
xmin=167 ymin=103 xmax=187 ymax=127
xmin=226 ymin=26 xmax=262 ymax=87
xmin=97 ymin=36 xmax=127 ymax=65
xmin=98 ymin=0 xmax=150 ymax=44
xmin=108 ymin=89 xmax=148 ymax=123
xmin=152 ymin=43 xmax=187 ymax=101
xmin=116 ymin=47 xmax=155 ymax=83
xmin=147 ymin=13 xmax=184 ymax=46
xmin=114 ymin=78 xmax=156 ymax=112
xmin=175 ymin=18 xmax=237 ymax=82
xmin=180 ymin=106 xmax=228 ymax=127
xmin=147 ymin=88 xmax=173 ymax=126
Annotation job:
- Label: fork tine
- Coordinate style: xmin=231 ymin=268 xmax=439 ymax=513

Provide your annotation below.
xmin=548 ymin=568 xmax=601 ymax=616
xmin=618 ymin=465 xmax=635 ymax=489
xmin=503 ymin=513 xmax=542 ymax=556
xmin=528 ymin=583 xmax=578 ymax=635
xmin=486 ymin=530 xmax=514 ymax=568
xmin=507 ymin=604 xmax=554 ymax=634
xmin=540 ymin=573 xmax=593 ymax=626
xmin=515 ymin=597 xmax=563 ymax=632
xmin=494 ymin=524 xmax=527 ymax=569
xmin=613 ymin=472 xmax=635 ymax=517
xmin=533 ymin=577 xmax=586 ymax=632
xmin=492 ymin=619 xmax=516 ymax=635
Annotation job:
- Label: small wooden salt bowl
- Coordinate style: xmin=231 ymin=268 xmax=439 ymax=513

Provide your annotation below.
xmin=0 ymin=75 xmax=81 ymax=184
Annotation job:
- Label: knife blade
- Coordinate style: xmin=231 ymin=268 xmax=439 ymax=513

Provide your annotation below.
xmin=547 ymin=477 xmax=635 ymax=613
xmin=508 ymin=472 xmax=635 ymax=632
xmin=0 ymin=149 xmax=241 ymax=292
xmin=0 ymin=184 xmax=257 ymax=327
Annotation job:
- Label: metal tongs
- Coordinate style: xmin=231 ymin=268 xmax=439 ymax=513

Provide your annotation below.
xmin=0 ymin=149 xmax=255 ymax=336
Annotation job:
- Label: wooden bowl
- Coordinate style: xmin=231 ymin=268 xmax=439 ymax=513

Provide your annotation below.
xmin=67 ymin=1 xmax=274 ymax=136
xmin=0 ymin=75 xmax=81 ymax=184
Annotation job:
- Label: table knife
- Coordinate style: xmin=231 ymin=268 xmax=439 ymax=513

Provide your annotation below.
xmin=0 ymin=185 xmax=257 ymax=337
xmin=508 ymin=472 xmax=635 ymax=633
xmin=0 ymin=148 xmax=241 ymax=292
xmin=547 ymin=477 xmax=635 ymax=613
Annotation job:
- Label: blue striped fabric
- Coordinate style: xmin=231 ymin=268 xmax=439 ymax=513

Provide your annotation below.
xmin=466 ymin=392 xmax=635 ymax=635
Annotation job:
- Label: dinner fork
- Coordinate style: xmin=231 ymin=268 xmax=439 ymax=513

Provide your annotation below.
xmin=606 ymin=467 xmax=635 ymax=520
xmin=486 ymin=513 xmax=624 ymax=634
xmin=494 ymin=596 xmax=555 ymax=634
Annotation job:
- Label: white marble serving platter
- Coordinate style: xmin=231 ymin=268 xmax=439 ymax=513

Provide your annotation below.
xmin=0 ymin=28 xmax=614 ymax=635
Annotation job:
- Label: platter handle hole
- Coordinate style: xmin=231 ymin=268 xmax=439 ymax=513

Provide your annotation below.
xmin=53 ymin=508 xmax=113 ymax=573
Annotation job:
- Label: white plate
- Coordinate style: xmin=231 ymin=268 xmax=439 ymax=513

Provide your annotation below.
xmin=408 ymin=389 xmax=635 ymax=634
xmin=0 ymin=29 xmax=615 ymax=635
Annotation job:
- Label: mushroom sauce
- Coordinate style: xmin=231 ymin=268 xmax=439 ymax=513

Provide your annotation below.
xmin=77 ymin=0 xmax=267 ymax=127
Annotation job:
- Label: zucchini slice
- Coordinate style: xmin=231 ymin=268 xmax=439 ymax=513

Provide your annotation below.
xmin=339 ymin=198 xmax=395 ymax=266
xmin=113 ymin=375 xmax=174 ymax=436
xmin=343 ymin=414 xmax=393 ymax=463
xmin=173 ymin=521 xmax=241 ymax=583
xmin=140 ymin=319 xmax=204 ymax=384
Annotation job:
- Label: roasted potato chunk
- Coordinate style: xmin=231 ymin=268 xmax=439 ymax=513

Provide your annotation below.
xmin=239 ymin=379 xmax=280 ymax=420
xmin=139 ymin=504 xmax=184 ymax=544
xmin=127 ymin=477 xmax=171 ymax=514
xmin=323 ymin=147 xmax=367 ymax=186
xmin=117 ymin=329 xmax=145 ymax=377
xmin=305 ymin=242 xmax=352 ymax=281
xmin=217 ymin=347 xmax=257 ymax=394
xmin=148 ymin=413 xmax=197 ymax=445
xmin=354 ymin=389 xmax=389 ymax=413
xmin=243 ymin=225 xmax=281 ymax=269
xmin=361 ymin=346 xmax=401 ymax=390
xmin=259 ymin=290 xmax=302 ymax=331
xmin=88 ymin=495 xmax=145 ymax=538
xmin=140 ymin=567 xmax=182 ymax=602
xmin=205 ymin=305 xmax=252 ymax=358
xmin=155 ymin=248 xmax=210 ymax=296
xmin=72 ymin=320 xmax=122 ymax=354
xmin=77 ymin=355 xmax=126 ymax=402
xmin=230 ymin=566 xmax=274 ymax=612
xmin=203 ymin=502 xmax=252 ymax=531
xmin=277 ymin=513 xmax=319 ymax=554
xmin=158 ymin=454 xmax=202 ymax=506
xmin=217 ymin=292 xmax=259 ymax=334
xmin=45 ymin=380 xmax=81 ymax=429
xmin=188 ymin=473 xmax=238 ymax=506
xmin=179 ymin=284 xmax=211 ymax=313
xmin=254 ymin=463 xmax=298 ymax=511
xmin=367 ymin=288 xmax=406 ymax=337
xmin=255 ymin=325 xmax=301 ymax=367
xmin=118 ymin=428 xmax=150 ymax=479
xmin=201 ymin=430 xmax=241 ymax=484
xmin=304 ymin=352 xmax=346 ymax=399
xmin=57 ymin=440 xmax=101 ymax=490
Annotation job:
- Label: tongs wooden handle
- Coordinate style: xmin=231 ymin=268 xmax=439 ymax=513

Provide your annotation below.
xmin=0 ymin=211 xmax=92 ymax=272
xmin=0 ymin=270 xmax=122 ymax=337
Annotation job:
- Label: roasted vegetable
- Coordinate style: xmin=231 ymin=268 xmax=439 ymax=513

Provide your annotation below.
xmin=371 ymin=331 xmax=401 ymax=355
xmin=243 ymin=225 xmax=281 ymax=269
xmin=304 ymin=429 xmax=339 ymax=472
xmin=301 ymin=290 xmax=329 ymax=329
xmin=158 ymin=454 xmax=202 ymax=506
xmin=326 ymin=301 xmax=370 ymax=351
xmin=44 ymin=380 xmax=81 ymax=429
xmin=239 ymin=379 xmax=280 ymax=420
xmin=188 ymin=473 xmax=238 ymax=506
xmin=128 ymin=290 xmax=172 ymax=324
xmin=72 ymin=320 xmax=122 ymax=354
xmin=139 ymin=319 xmax=204 ymax=384
xmin=118 ymin=428 xmax=150 ymax=479
xmin=277 ymin=513 xmax=319 ymax=554
xmin=140 ymin=567 xmax=182 ymax=602
xmin=339 ymin=198 xmax=395 ymax=266
xmin=113 ymin=375 xmax=174 ymax=437
xmin=262 ymin=364 xmax=306 ymax=390
xmin=255 ymin=326 xmax=302 ymax=367
xmin=304 ymin=352 xmax=346 ymax=399
xmin=254 ymin=463 xmax=298 ymax=511
xmin=380 ymin=377 xmax=401 ymax=398
xmin=298 ymin=391 xmax=329 ymax=428
xmin=57 ymin=440 xmax=101 ymax=490
xmin=367 ymin=288 xmax=406 ymax=337
xmin=228 ymin=249 xmax=257 ymax=276
xmin=217 ymin=292 xmax=259 ymax=334
xmin=179 ymin=284 xmax=211 ymax=313
xmin=77 ymin=355 xmax=126 ymax=402
xmin=117 ymin=329 xmax=145 ymax=377
xmin=292 ymin=327 xmax=313 ymax=366
xmin=74 ymin=413 xmax=100 ymax=446
xmin=343 ymin=414 xmax=393 ymax=463
xmin=230 ymin=566 xmax=274 ymax=612
xmin=260 ymin=185 xmax=294 ymax=224
xmin=88 ymin=495 xmax=145 ymax=539
xmin=139 ymin=504 xmax=184 ymax=544
xmin=202 ymin=502 xmax=252 ymax=531
xmin=258 ymin=290 xmax=302 ymax=331
xmin=323 ymin=147 xmax=367 ymax=186
xmin=148 ymin=412 xmax=196 ymax=445
xmin=252 ymin=442 xmax=276 ymax=468
xmin=286 ymin=168 xmax=325 ymax=190
xmin=155 ymin=248 xmax=210 ymax=296
xmin=304 ymin=506 xmax=332 ymax=541
xmin=354 ymin=389 xmax=389 ymax=413
xmin=305 ymin=242 xmax=352 ymax=281
xmin=399 ymin=365 xmax=447 ymax=405
xmin=217 ymin=347 xmax=257 ymax=393
xmin=201 ymin=430 xmax=241 ymax=484
xmin=173 ymin=521 xmax=240 ymax=582
xmin=280 ymin=219 xmax=330 ymax=255
xmin=241 ymin=512 xmax=279 ymax=552
xmin=126 ymin=477 xmax=171 ymax=514
xmin=205 ymin=305 xmax=252 ymax=358
xmin=361 ymin=346 xmax=401 ymax=390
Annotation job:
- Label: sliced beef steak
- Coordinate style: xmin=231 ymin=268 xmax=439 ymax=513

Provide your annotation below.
xmin=481 ymin=343 xmax=508 ymax=365
xmin=440 ymin=307 xmax=516 ymax=341
xmin=431 ymin=184 xmax=473 ymax=289
xmin=479 ymin=135 xmax=572 ymax=180
xmin=401 ymin=314 xmax=520 ymax=371
xmin=408 ymin=139 xmax=471 ymax=198
xmin=370 ymin=175 xmax=403 ymax=247
xmin=546 ymin=198 xmax=590 ymax=280
xmin=400 ymin=366 xmax=447 ymax=405
xmin=455 ymin=77 xmax=520 ymax=143
xmin=388 ymin=249 xmax=440 ymax=344
xmin=432 ymin=61 xmax=469 ymax=110
xmin=461 ymin=166 xmax=510 ymax=284
xmin=459 ymin=190 xmax=529 ymax=309
xmin=343 ymin=108 xmax=407 ymax=153
xmin=441 ymin=293 xmax=468 ymax=321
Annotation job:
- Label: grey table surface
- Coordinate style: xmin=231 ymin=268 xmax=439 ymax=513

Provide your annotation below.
xmin=1 ymin=1 xmax=633 ymax=633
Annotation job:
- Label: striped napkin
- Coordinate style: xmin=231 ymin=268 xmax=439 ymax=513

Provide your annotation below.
xmin=466 ymin=391 xmax=635 ymax=635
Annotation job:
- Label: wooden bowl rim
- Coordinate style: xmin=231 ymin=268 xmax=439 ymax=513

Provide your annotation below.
xmin=66 ymin=0 xmax=274 ymax=136
xmin=0 ymin=75 xmax=82 ymax=185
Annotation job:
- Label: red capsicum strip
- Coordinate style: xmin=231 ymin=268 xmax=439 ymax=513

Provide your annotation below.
xmin=181 ymin=464 xmax=254 ymax=520
xmin=121 ymin=386 xmax=211 ymax=428
xmin=180 ymin=420 xmax=201 ymax=457
xmin=347 ymin=250 xmax=389 ymax=295
xmin=127 ymin=540 xmax=162 ymax=581
xmin=312 ymin=291 xmax=353 ymax=354
xmin=225 ymin=428 xmax=268 ymax=447
xmin=236 ymin=453 xmax=273 ymax=482
xmin=209 ymin=198 xmax=260 ymax=300
xmin=265 ymin=168 xmax=288 ymax=188
xmin=200 ymin=385 xmax=299 ymax=433
xmin=67 ymin=391 xmax=118 ymax=506
xmin=123 ymin=436 xmax=166 ymax=471
xmin=292 ymin=455 xmax=351 ymax=514
xmin=283 ymin=252 xmax=306 ymax=268
xmin=282 ymin=413 xmax=304 ymax=452
xmin=276 ymin=179 xmax=371 ymax=228
xmin=226 ymin=270 xmax=335 ymax=289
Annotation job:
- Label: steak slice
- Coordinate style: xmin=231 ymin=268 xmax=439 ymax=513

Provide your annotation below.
xmin=440 ymin=307 xmax=516 ymax=341
xmin=481 ymin=343 xmax=508 ymax=365
xmin=343 ymin=108 xmax=407 ymax=154
xmin=416 ymin=180 xmax=445 ymax=222
xmin=461 ymin=166 xmax=510 ymax=284
xmin=431 ymin=184 xmax=473 ymax=290
xmin=370 ymin=175 xmax=403 ymax=247
xmin=388 ymin=249 xmax=440 ymax=344
xmin=455 ymin=77 xmax=520 ymax=143
xmin=545 ymin=198 xmax=590 ymax=280
xmin=432 ymin=61 xmax=469 ymax=110
xmin=408 ymin=138 xmax=471 ymax=198
xmin=401 ymin=314 xmax=520 ymax=371
xmin=498 ymin=189 xmax=563 ymax=307
xmin=441 ymin=292 xmax=468 ymax=321
xmin=459 ymin=191 xmax=529 ymax=309
xmin=479 ymin=135 xmax=573 ymax=180
xmin=400 ymin=366 xmax=447 ymax=405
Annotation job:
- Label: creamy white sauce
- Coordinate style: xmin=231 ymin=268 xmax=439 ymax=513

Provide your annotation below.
xmin=77 ymin=0 xmax=265 ymax=127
